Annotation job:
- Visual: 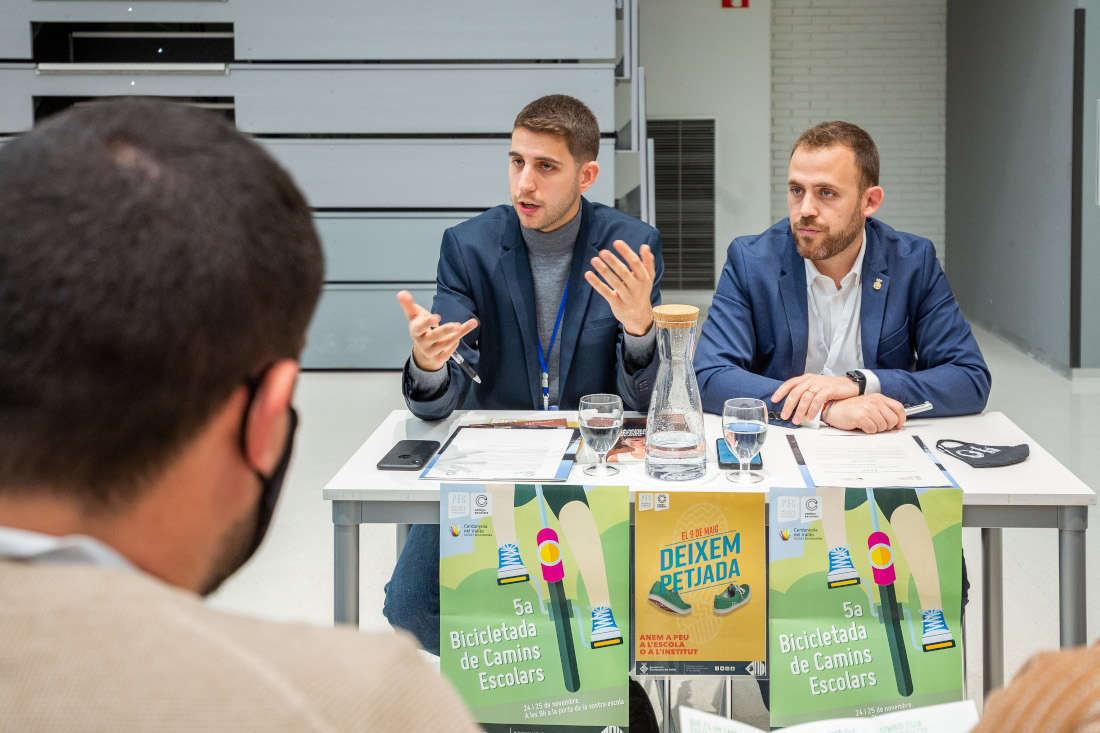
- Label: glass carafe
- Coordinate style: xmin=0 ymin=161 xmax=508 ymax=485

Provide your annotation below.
xmin=645 ymin=304 xmax=706 ymax=480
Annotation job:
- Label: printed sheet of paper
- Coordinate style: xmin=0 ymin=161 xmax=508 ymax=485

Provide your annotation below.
xmin=789 ymin=433 xmax=953 ymax=488
xmin=680 ymin=700 xmax=978 ymax=733
xmin=421 ymin=426 xmax=578 ymax=482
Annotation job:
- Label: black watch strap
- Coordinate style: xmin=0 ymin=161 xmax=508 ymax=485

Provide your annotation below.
xmin=846 ymin=370 xmax=867 ymax=396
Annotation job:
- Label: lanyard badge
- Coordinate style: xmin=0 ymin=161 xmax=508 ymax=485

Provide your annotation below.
xmin=537 ymin=281 xmax=570 ymax=411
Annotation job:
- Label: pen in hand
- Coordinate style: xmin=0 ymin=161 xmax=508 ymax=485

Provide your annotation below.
xmin=450 ymin=350 xmax=482 ymax=384
xmin=904 ymin=401 xmax=932 ymax=416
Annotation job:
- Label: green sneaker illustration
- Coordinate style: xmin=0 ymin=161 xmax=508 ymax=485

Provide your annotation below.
xmin=647 ymin=581 xmax=692 ymax=615
xmin=714 ymin=583 xmax=751 ymax=615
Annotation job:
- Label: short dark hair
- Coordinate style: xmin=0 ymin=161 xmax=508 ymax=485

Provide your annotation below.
xmin=0 ymin=98 xmax=323 ymax=508
xmin=513 ymin=94 xmax=601 ymax=164
xmin=792 ymin=121 xmax=880 ymax=192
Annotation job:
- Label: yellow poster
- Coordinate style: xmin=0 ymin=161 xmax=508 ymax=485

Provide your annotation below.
xmin=633 ymin=491 xmax=767 ymax=676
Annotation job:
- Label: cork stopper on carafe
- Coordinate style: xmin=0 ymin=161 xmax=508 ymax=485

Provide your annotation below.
xmin=652 ymin=304 xmax=699 ymax=329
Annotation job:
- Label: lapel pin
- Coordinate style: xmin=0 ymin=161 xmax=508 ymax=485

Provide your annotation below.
xmin=873 ymin=278 xmax=882 ymax=291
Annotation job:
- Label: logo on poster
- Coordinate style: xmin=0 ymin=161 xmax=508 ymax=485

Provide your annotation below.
xmin=801 ymin=496 xmax=823 ymax=523
xmin=638 ymin=493 xmax=654 ymax=512
xmin=655 ymin=493 xmax=670 ymax=512
xmin=472 ymin=492 xmax=492 ymax=517
xmin=778 ymin=496 xmax=800 ymax=523
xmin=448 ymin=492 xmax=470 ymax=518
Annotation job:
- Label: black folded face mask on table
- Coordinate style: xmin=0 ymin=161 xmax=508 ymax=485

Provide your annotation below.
xmin=936 ymin=439 xmax=1030 ymax=468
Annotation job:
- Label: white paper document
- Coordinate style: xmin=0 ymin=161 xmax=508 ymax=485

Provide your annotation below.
xmin=420 ymin=426 xmax=579 ymax=482
xmin=789 ymin=433 xmax=954 ymax=488
xmin=679 ymin=700 xmax=978 ymax=733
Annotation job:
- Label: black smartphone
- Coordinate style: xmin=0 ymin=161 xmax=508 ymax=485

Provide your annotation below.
xmin=377 ymin=439 xmax=440 ymax=471
xmin=716 ymin=438 xmax=763 ymax=471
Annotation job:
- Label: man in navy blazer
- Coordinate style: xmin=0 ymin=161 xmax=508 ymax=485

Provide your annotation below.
xmin=695 ymin=121 xmax=990 ymax=432
xmin=386 ymin=96 xmax=662 ymax=669
xmin=397 ymin=194 xmax=662 ymax=420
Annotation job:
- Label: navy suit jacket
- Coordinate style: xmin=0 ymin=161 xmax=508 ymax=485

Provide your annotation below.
xmin=403 ymin=197 xmax=663 ymax=420
xmin=694 ymin=218 xmax=990 ymax=419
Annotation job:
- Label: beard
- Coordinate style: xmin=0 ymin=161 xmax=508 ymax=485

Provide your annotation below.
xmin=792 ymin=204 xmax=864 ymax=262
xmin=199 ymin=506 xmax=258 ymax=597
xmin=514 ymin=179 xmax=581 ymax=232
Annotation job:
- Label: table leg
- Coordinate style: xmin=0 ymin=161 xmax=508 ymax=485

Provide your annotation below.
xmin=396 ymin=522 xmax=411 ymax=555
xmin=981 ymin=527 xmax=1004 ymax=697
xmin=655 ymin=677 xmax=670 ymax=732
xmin=333 ymin=500 xmax=362 ymax=626
xmin=1058 ymin=506 xmax=1089 ymax=647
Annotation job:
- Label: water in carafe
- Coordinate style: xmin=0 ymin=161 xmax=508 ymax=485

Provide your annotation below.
xmin=645 ymin=304 xmax=706 ymax=480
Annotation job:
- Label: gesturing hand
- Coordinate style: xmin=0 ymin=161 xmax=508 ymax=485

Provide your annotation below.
xmin=772 ymin=374 xmax=860 ymax=425
xmin=396 ymin=290 xmax=478 ymax=372
xmin=584 ymin=240 xmax=657 ymax=336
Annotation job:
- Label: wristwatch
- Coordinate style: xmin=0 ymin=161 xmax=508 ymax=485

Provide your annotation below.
xmin=846 ymin=370 xmax=867 ymax=396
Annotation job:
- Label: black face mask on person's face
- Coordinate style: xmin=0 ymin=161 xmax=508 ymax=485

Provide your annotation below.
xmin=238 ymin=363 xmax=300 ymax=563
xmin=201 ymin=397 xmax=298 ymax=598
xmin=247 ymin=406 xmax=298 ymax=557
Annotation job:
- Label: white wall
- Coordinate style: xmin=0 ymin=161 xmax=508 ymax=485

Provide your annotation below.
xmin=638 ymin=0 xmax=773 ymax=281
xmin=771 ymin=0 xmax=947 ymax=258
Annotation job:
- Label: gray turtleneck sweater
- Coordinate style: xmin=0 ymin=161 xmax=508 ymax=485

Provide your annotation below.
xmin=408 ymin=208 xmax=656 ymax=406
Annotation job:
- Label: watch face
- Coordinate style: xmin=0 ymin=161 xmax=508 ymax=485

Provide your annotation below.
xmin=846 ymin=371 xmax=865 ymax=394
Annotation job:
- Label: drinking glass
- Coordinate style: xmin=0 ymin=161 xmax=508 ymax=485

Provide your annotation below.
xmin=579 ymin=394 xmax=624 ymax=477
xmin=723 ymin=398 xmax=768 ymax=484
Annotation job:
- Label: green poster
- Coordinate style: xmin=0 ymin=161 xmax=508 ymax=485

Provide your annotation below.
xmin=768 ymin=487 xmax=964 ymax=728
xmin=440 ymin=483 xmax=630 ymax=732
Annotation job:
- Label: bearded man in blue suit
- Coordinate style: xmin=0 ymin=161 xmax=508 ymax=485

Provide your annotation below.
xmin=695 ymin=121 xmax=990 ymax=432
xmin=695 ymin=122 xmax=986 ymax=694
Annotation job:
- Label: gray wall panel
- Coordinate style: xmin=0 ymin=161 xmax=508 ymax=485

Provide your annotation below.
xmin=3 ymin=0 xmax=615 ymax=61
xmin=946 ymin=0 xmax=1075 ymax=370
xmin=1080 ymin=2 xmax=1100 ymax=367
xmin=302 ymin=284 xmax=436 ymax=369
xmin=315 ymin=213 xmax=477 ymax=282
xmin=262 ymin=138 xmax=617 ymax=210
xmin=1 ymin=1 xmax=623 ymax=373
xmin=0 ymin=65 xmax=614 ymax=135
xmin=233 ymin=65 xmax=615 ymax=134
xmin=0 ymin=64 xmax=232 ymax=133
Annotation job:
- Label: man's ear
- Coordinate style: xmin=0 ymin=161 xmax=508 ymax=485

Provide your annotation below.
xmin=577 ymin=160 xmax=600 ymax=194
xmin=862 ymin=186 xmax=884 ymax=218
xmin=243 ymin=359 xmax=299 ymax=476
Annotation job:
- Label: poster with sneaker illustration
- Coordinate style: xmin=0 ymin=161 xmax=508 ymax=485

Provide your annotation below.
xmin=768 ymin=486 xmax=964 ymax=728
xmin=440 ymin=483 xmax=629 ymax=732
xmin=633 ymin=491 xmax=767 ymax=676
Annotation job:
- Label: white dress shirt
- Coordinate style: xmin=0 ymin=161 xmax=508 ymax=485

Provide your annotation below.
xmin=801 ymin=229 xmax=880 ymax=426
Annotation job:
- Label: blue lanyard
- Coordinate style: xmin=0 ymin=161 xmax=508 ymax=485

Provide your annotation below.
xmin=536 ymin=281 xmax=569 ymax=410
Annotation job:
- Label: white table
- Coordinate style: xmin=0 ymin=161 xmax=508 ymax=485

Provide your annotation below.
xmin=323 ymin=409 xmax=1095 ymax=696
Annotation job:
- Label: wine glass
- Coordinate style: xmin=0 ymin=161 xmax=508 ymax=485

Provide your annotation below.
xmin=579 ymin=394 xmax=624 ymax=477
xmin=723 ymin=398 xmax=768 ymax=484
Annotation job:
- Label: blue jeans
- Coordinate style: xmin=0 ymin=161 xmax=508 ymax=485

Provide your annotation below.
xmin=383 ymin=523 xmax=441 ymax=655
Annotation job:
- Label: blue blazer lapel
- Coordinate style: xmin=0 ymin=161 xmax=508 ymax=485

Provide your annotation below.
xmin=860 ymin=223 xmax=889 ymax=367
xmin=557 ymin=198 xmax=597 ymax=393
xmin=778 ymin=235 xmax=809 ymax=374
xmin=498 ymin=214 xmax=543 ymax=409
